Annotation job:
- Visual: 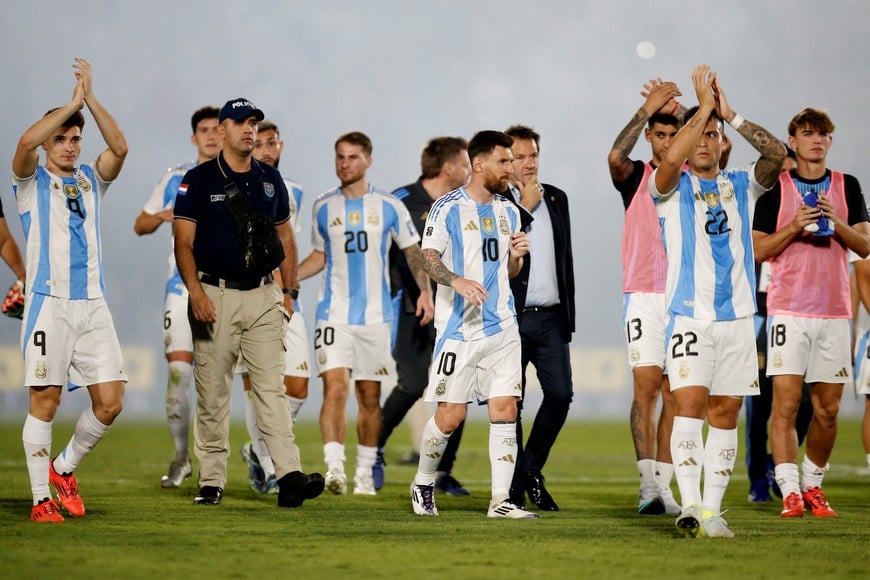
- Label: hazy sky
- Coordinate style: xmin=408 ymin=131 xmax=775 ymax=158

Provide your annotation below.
xmin=1 ymin=1 xmax=868 ymax=418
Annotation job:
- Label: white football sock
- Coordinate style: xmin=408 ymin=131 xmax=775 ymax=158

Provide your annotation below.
xmin=356 ymin=445 xmax=377 ymax=478
xmin=23 ymin=414 xmax=52 ymax=505
xmin=701 ymin=426 xmax=737 ymax=515
xmin=670 ymin=416 xmax=704 ymax=508
xmin=286 ymin=396 xmax=305 ymax=422
xmin=489 ymin=422 xmax=517 ymax=501
xmin=166 ymin=360 xmax=192 ymax=460
xmin=637 ymin=458 xmax=657 ymax=491
xmin=53 ymin=407 xmax=110 ymax=475
xmin=324 ymin=441 xmax=346 ymax=474
xmin=655 ymin=461 xmax=675 ymax=489
xmin=414 ymin=417 xmax=449 ymax=487
xmin=801 ymin=455 xmax=829 ymax=491
xmin=774 ymin=462 xmax=800 ymax=497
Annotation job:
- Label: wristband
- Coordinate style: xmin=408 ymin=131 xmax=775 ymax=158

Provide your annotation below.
xmin=670 ymin=100 xmax=679 ymax=116
xmin=282 ymin=288 xmax=299 ymax=299
xmin=729 ymin=113 xmax=745 ymax=130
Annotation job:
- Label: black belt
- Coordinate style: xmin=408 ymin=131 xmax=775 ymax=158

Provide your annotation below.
xmin=522 ymin=305 xmax=560 ymax=313
xmin=199 ymin=272 xmax=273 ymax=291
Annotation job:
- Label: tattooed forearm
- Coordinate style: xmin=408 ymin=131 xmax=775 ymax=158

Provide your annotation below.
xmin=608 ymin=108 xmax=649 ymax=182
xmin=422 ymin=248 xmax=458 ymax=287
xmin=403 ymin=245 xmax=431 ymax=293
xmin=737 ymin=119 xmax=786 ymax=189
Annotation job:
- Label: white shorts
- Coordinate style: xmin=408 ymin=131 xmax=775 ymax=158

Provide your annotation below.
xmin=766 ymin=315 xmax=851 ymax=383
xmin=20 ymin=294 xmax=127 ymax=390
xmin=666 ymin=315 xmax=758 ymax=396
xmin=236 ymin=311 xmax=311 ymax=378
xmin=623 ymin=293 xmax=667 ymax=370
xmin=424 ymin=326 xmax=523 ymax=405
xmin=313 ymin=320 xmax=393 ymax=381
xmin=855 ymin=328 xmax=870 ymax=395
xmin=163 ymin=291 xmax=193 ymax=355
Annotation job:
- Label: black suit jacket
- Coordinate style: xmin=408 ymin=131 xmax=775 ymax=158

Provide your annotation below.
xmin=506 ymin=183 xmax=575 ymax=336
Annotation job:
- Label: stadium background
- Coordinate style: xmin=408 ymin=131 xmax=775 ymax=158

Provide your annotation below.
xmin=0 ymin=0 xmax=867 ymax=421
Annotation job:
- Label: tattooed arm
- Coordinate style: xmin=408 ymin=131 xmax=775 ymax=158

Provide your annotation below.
xmin=422 ymin=247 xmax=488 ymax=307
xmin=422 ymin=248 xmax=458 ymax=287
xmin=712 ymin=77 xmax=785 ymax=189
xmin=608 ymin=78 xmax=682 ymax=183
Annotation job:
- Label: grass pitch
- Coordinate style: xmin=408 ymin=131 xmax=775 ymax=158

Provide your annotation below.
xmin=1 ymin=419 xmax=868 ymax=579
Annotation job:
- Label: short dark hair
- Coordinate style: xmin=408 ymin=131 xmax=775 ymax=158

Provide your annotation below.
xmin=504 ymin=124 xmax=540 ymax=152
xmin=335 ymin=131 xmax=373 ymax=156
xmin=258 ymin=120 xmax=279 ymax=135
xmin=787 ymin=108 xmax=835 ymax=136
xmin=44 ymin=107 xmax=85 ymax=130
xmin=467 ymin=130 xmax=513 ymax=162
xmin=683 ymin=106 xmax=723 ymax=131
xmin=420 ymin=136 xmax=468 ymax=179
xmin=190 ymin=106 xmax=219 ymax=134
xmin=648 ymin=113 xmax=681 ymax=129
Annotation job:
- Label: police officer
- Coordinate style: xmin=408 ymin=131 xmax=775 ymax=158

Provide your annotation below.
xmin=174 ymin=97 xmax=323 ymax=508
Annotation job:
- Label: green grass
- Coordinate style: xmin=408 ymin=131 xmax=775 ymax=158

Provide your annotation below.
xmin=1 ymin=419 xmax=868 ymax=579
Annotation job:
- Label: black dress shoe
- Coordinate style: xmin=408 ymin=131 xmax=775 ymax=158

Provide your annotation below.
xmin=524 ymin=472 xmax=559 ymax=511
xmin=278 ymin=471 xmax=325 ymax=508
xmin=509 ymin=486 xmax=526 ymax=509
xmin=193 ymin=486 xmax=223 ymax=505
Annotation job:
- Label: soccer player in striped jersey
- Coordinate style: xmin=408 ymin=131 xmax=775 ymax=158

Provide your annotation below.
xmin=753 ymin=108 xmax=870 ymax=518
xmin=651 ymin=66 xmax=786 ymax=538
xmin=237 ymin=119 xmax=312 ymax=494
xmin=298 ymin=131 xmax=434 ymax=496
xmin=14 ymin=59 xmax=129 ymax=522
xmin=134 ymin=106 xmax=220 ymax=489
xmin=410 ymin=130 xmax=536 ymax=519
xmin=609 ymin=78 xmax=684 ymax=516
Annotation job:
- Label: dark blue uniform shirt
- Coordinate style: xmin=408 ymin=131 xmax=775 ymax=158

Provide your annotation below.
xmin=174 ymin=152 xmax=290 ymax=284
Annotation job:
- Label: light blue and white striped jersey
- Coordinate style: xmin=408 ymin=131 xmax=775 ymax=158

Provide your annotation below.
xmin=421 ymin=187 xmax=521 ymax=344
xmin=311 ymin=184 xmax=418 ymax=325
xmin=285 ymin=177 xmax=304 ymax=234
xmin=13 ymin=161 xmax=110 ymax=300
xmin=651 ymin=163 xmax=766 ymax=320
xmin=143 ymin=161 xmax=195 ymax=297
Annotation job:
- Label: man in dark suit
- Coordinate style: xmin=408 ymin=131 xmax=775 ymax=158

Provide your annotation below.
xmin=504 ymin=125 xmax=575 ymax=511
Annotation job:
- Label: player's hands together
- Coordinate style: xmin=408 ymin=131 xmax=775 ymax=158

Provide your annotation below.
xmin=73 ymin=58 xmax=94 ymax=102
xmin=1 ymin=280 xmax=25 ymax=319
xmin=451 ymin=277 xmax=488 ymax=307
xmin=640 ymin=78 xmax=681 ymax=116
xmin=509 ymin=232 xmax=529 ymax=258
xmin=416 ymin=290 xmax=434 ymax=325
xmin=691 ymin=65 xmax=716 ymax=112
xmin=793 ymin=200 xmax=823 ymax=233
xmin=711 ymin=76 xmax=734 ymax=124
xmin=815 ymin=192 xmax=839 ymax=227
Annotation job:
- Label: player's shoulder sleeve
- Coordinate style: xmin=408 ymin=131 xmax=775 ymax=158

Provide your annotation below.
xmin=85 ymin=160 xmax=112 ymax=197
xmin=843 ymin=173 xmax=868 ymax=225
xmin=11 ymin=165 xmax=37 ymax=207
xmin=752 ymin=180 xmax=782 ymax=233
xmin=421 ymin=191 xmax=456 ymax=253
xmin=310 ymin=189 xmax=338 ymax=251
xmin=649 ymin=166 xmax=677 ymax=200
xmin=388 ymin=193 xmax=420 ymax=249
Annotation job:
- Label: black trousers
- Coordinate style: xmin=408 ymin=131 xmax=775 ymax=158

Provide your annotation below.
xmin=512 ymin=310 xmax=573 ymax=489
